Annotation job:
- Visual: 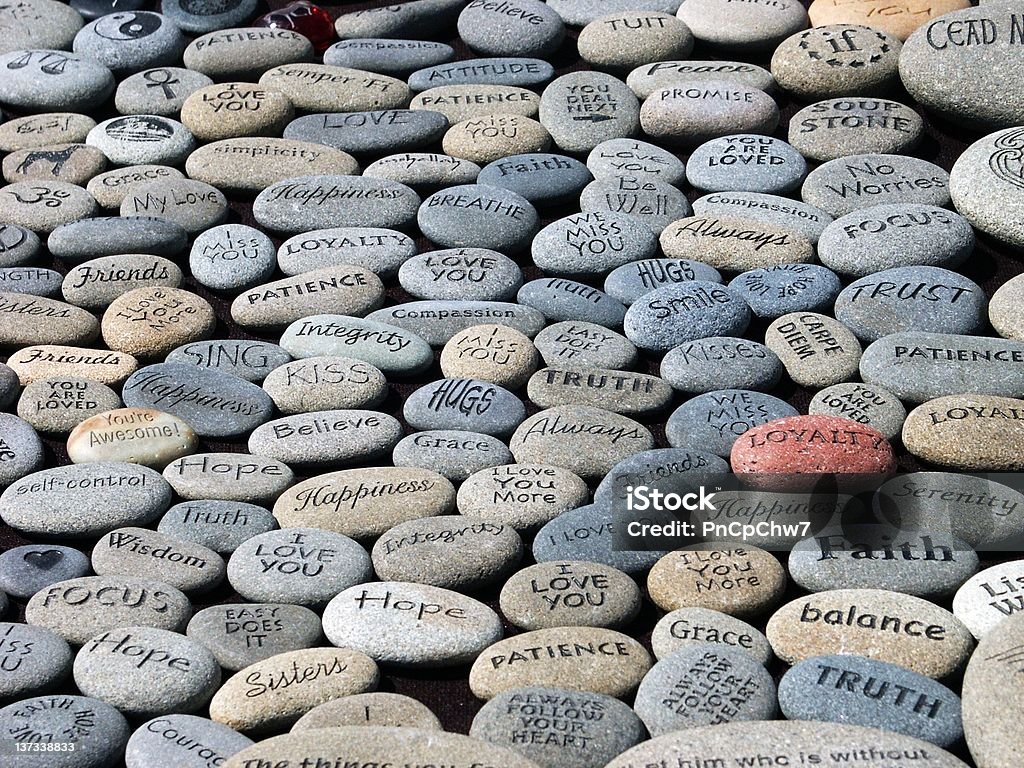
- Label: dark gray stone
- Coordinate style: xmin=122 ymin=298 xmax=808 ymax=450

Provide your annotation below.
xmin=0 ymin=413 xmax=43 ymax=487
xmin=789 ymin=524 xmax=978 ymax=599
xmin=158 ymin=500 xmax=277 ymax=555
xmin=190 ymin=224 xmax=277 ymax=292
xmin=283 ymin=111 xmax=449 ymax=156
xmin=160 ymin=0 xmax=258 ymax=34
xmin=458 ymin=0 xmax=565 ymax=57
xmin=404 ymin=378 xmax=525 ymax=437
xmin=860 ymin=332 xmax=1024 ymax=403
xmin=122 ymin=363 xmax=275 ymax=439
xmin=687 ymin=134 xmax=807 ymax=194
xmin=728 ymin=263 xmax=842 ymax=319
xmin=0 ymin=695 xmax=130 ymax=768
xmin=539 ymin=71 xmax=640 ymax=154
xmin=624 ymin=281 xmax=751 ymax=352
xmin=470 ymin=687 xmax=645 ymax=768
xmin=518 ymin=278 xmax=626 ymax=328
xmin=0 ymin=545 xmax=90 ymax=600
xmin=186 ymin=603 xmax=322 ymax=671
xmin=834 ymin=266 xmax=986 ymax=342
xmin=0 ymin=622 xmax=72 ymax=699
xmin=226 ymin=527 xmax=372 ymax=607
xmin=165 ymin=340 xmax=290 ymax=384
xmin=801 ymin=154 xmax=949 ymax=218
xmin=594 ymin=447 xmax=731 ymax=506
xmin=408 ymin=57 xmax=554 ymax=91
xmin=323 ymin=38 xmax=455 ymax=75
xmin=778 ymin=655 xmax=962 ymax=748
xmin=125 ymin=713 xmax=254 ymax=768
xmin=47 ymin=217 xmax=188 ymax=264
xmin=666 ymin=389 xmax=799 ymax=456
xmin=532 ymin=211 xmax=657 ymax=275
xmin=0 ymin=223 xmax=41 ymax=268
xmin=873 ymin=472 xmax=1024 ymax=550
xmin=659 ymin=336 xmax=783 ymax=393
xmin=533 ymin=502 xmax=667 ymax=574
xmin=605 ymin=259 xmax=722 ymax=305
xmin=0 ymin=267 xmax=61 ymax=297
xmin=478 ymin=153 xmax=592 ymax=205
xmin=418 ymin=183 xmax=539 ymax=253
xmin=367 ymin=300 xmax=546 ymax=346
xmin=634 ymin=645 xmax=777 ymax=736
xmin=0 ymin=50 xmax=114 ymax=112
xmin=817 ymin=204 xmax=975 ymax=277
xmin=693 ymin=191 xmax=833 ymax=243
xmin=394 ymin=429 xmax=514 ymax=483
xmin=0 ymin=362 xmax=18 ymax=409
xmin=398 ymin=248 xmax=522 ymax=302
xmin=253 ymin=176 xmax=420 ymax=235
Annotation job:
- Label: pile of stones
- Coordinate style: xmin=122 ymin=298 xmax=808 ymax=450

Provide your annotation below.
xmin=0 ymin=0 xmax=1021 ymax=766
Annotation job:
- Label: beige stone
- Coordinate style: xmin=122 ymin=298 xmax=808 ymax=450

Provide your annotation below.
xmin=0 ymin=113 xmax=96 ymax=151
xmin=766 ymin=588 xmax=974 ymax=678
xmin=647 ymin=544 xmax=786 ymax=618
xmin=469 ymin=627 xmax=651 ymax=699
xmin=661 ymin=215 xmax=814 ymax=270
xmin=181 ymin=82 xmax=294 ymax=141
xmin=0 ymin=293 xmax=98 ymax=347
xmin=808 ymin=0 xmax=970 ymax=41
xmin=291 ymin=693 xmax=442 ymax=731
xmin=903 ymin=395 xmax=1024 ymax=471
xmin=443 ymin=114 xmax=551 ymax=164
xmin=259 ymin=64 xmax=410 ymax=112
xmin=765 ymin=311 xmax=862 ymax=388
xmin=209 ymin=648 xmax=379 ymax=733
xmin=101 ymin=287 xmax=215 ymax=359
xmin=440 ymin=323 xmax=538 ymax=389
xmin=6 ymin=345 xmax=138 ymax=386
xmin=3 ymin=143 xmax=107 ymax=186
xmin=411 ymin=85 xmax=541 ymax=122
xmin=67 ymin=407 xmax=198 ymax=469
xmin=186 ymin=138 xmax=358 ymax=193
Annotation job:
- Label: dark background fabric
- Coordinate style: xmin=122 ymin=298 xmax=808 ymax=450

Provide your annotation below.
xmin=0 ymin=0 xmax=1016 ymax=761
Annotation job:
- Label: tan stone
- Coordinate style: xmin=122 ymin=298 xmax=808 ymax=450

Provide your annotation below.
xmin=808 ymin=0 xmax=970 ymax=41
xmin=0 ymin=293 xmax=98 ymax=347
xmin=647 ymin=544 xmax=786 ymax=618
xmin=6 ymin=345 xmax=139 ymax=386
xmin=469 ymin=627 xmax=651 ymax=699
xmin=67 ymin=407 xmax=198 ymax=469
xmin=990 ymin=273 xmax=1024 ymax=341
xmin=443 ymin=114 xmax=551 ymax=164
xmin=209 ymin=648 xmax=379 ymax=733
xmin=765 ymin=311 xmax=862 ymax=388
xmin=0 ymin=113 xmax=96 ymax=151
xmin=766 ymin=588 xmax=974 ymax=678
xmin=101 ymin=287 xmax=216 ymax=359
xmin=180 ymin=82 xmax=294 ymax=141
xmin=86 ymin=165 xmax=186 ymax=208
xmin=660 ymin=215 xmax=814 ymax=270
xmin=273 ymin=467 xmax=456 ymax=539
xmin=440 ymin=323 xmax=539 ymax=389
xmin=411 ymin=85 xmax=541 ymax=123
xmin=186 ymin=138 xmax=359 ymax=193
xmin=903 ymin=395 xmax=1024 ymax=471
xmin=3 ymin=143 xmax=107 ymax=186
xmin=259 ymin=64 xmax=410 ymax=112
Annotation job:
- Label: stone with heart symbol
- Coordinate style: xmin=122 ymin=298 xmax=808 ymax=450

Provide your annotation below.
xmin=0 ymin=544 xmax=91 ymax=599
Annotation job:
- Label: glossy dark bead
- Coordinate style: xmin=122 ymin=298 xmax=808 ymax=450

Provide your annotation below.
xmin=254 ymin=1 xmax=334 ymax=52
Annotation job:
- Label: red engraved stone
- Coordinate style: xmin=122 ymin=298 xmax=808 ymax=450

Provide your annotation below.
xmin=730 ymin=415 xmax=896 ymax=490
xmin=254 ymin=1 xmax=335 ymax=52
